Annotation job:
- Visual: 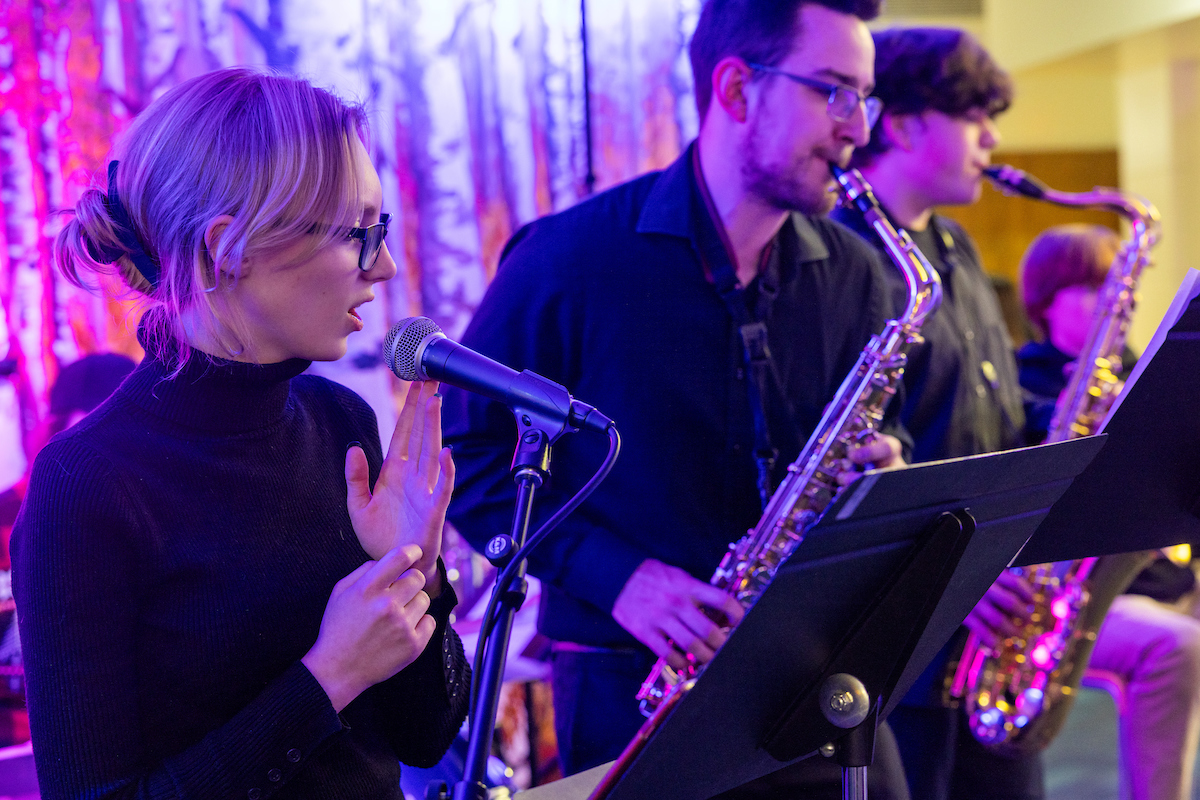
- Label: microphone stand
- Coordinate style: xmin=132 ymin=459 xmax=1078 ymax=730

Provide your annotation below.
xmin=449 ymin=414 xmax=564 ymax=800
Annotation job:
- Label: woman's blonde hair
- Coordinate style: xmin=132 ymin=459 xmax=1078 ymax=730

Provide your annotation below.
xmin=56 ymin=68 xmax=368 ymax=366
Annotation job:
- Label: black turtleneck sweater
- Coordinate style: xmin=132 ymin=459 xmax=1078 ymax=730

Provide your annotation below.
xmin=11 ymin=345 xmax=469 ymax=800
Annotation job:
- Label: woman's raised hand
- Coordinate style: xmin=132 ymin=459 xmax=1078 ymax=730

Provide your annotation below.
xmin=345 ymin=380 xmax=455 ymax=591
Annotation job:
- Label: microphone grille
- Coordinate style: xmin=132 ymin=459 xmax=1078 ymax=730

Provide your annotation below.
xmin=383 ymin=316 xmax=443 ymax=381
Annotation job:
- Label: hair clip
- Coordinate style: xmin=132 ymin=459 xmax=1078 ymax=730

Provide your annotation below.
xmin=101 ymin=161 xmax=162 ymax=290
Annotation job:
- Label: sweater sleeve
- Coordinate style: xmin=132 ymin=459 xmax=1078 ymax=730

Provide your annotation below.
xmin=443 ymin=223 xmax=651 ymax=617
xmin=350 ymin=559 xmax=471 ymax=767
xmin=12 ymin=443 xmax=343 ymax=800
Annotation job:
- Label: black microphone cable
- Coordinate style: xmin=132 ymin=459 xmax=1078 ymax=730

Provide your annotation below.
xmin=468 ymin=424 xmax=621 ymax=711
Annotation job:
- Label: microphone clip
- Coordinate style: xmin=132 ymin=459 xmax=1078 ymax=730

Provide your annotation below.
xmin=510 ymin=425 xmax=553 ymax=482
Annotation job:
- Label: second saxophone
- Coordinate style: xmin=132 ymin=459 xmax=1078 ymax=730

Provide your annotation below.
xmin=947 ymin=164 xmax=1161 ymax=754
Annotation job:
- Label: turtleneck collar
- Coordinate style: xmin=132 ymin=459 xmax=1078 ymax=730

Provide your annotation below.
xmin=119 ymin=323 xmax=312 ymax=435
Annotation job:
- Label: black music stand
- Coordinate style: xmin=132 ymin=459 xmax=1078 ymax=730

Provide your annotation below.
xmin=553 ymin=435 xmax=1106 ymax=800
xmin=1017 ymin=273 xmax=1200 ymax=563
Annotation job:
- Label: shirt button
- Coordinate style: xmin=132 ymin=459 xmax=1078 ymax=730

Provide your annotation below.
xmin=287 ymin=749 xmax=301 ymax=763
xmin=975 ymin=384 xmax=987 ymax=398
xmin=248 ymin=789 xmax=262 ymax=800
xmin=735 ymin=368 xmax=745 ymax=381
xmin=964 ymin=329 xmax=976 ymax=341
xmin=268 ymin=769 xmax=282 ymax=782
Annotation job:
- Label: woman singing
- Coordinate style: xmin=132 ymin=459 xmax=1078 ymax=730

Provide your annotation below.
xmin=12 ymin=68 xmax=468 ymax=799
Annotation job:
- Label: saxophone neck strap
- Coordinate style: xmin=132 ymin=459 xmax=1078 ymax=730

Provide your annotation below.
xmin=690 ymin=148 xmax=787 ymax=510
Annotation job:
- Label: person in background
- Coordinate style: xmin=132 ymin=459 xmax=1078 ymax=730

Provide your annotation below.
xmin=829 ymin=27 xmax=1043 ymax=799
xmin=1019 ymin=223 xmax=1200 ymax=800
xmin=13 ymin=68 xmax=467 ymax=799
xmin=0 ymin=352 xmax=136 ymax=749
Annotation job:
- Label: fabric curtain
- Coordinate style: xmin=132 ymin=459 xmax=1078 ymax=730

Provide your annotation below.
xmin=0 ymin=0 xmax=700 ymax=483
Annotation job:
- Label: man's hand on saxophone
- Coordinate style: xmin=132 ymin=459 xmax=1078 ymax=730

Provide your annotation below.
xmin=837 ymin=432 xmax=906 ymax=486
xmin=612 ymin=559 xmax=745 ymax=671
xmin=962 ymin=569 xmax=1037 ymax=651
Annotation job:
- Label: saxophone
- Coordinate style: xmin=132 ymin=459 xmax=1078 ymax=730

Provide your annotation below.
xmin=585 ymin=165 xmax=940 ymax=796
xmin=948 ymin=164 xmax=1161 ymax=754
xmin=635 ymin=165 xmax=941 ymax=716
xmin=585 ymin=167 xmax=941 ymax=800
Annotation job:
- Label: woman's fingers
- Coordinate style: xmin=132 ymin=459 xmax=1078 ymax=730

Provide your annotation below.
xmin=387 ymin=380 xmax=425 ymax=464
xmin=363 ymin=545 xmax=423 ymax=595
xmin=345 ymin=444 xmax=371 ymax=513
xmin=416 ymin=386 xmax=443 ymax=484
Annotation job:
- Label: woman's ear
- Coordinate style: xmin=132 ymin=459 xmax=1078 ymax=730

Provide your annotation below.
xmin=203 ymin=215 xmax=235 ymax=265
xmin=203 ymin=215 xmax=237 ymax=286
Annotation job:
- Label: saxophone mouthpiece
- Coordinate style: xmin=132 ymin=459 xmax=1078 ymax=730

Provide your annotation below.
xmin=984 ymin=165 xmax=1049 ymax=200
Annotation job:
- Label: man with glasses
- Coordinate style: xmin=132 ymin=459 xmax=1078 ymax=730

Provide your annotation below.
xmin=444 ymin=1 xmax=911 ymax=796
xmin=829 ymin=28 xmax=1038 ymax=800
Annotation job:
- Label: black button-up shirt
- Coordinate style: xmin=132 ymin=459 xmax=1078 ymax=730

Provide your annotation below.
xmin=444 ymin=145 xmax=900 ymax=647
xmin=832 ymin=207 xmax=1025 ymax=461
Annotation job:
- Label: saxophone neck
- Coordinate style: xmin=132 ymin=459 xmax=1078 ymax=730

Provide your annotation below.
xmin=997 ymin=162 xmax=1163 ymax=442
xmin=830 ymin=164 xmax=943 ymax=329
xmin=984 ymin=164 xmax=1161 ymax=235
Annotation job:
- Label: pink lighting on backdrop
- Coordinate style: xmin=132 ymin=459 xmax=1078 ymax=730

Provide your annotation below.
xmin=0 ymin=0 xmax=701 ymax=486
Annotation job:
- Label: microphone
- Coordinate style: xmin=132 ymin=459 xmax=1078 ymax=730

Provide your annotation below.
xmin=382 ymin=317 xmax=614 ymax=435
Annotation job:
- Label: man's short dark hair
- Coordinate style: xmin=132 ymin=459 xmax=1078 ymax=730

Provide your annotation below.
xmin=689 ymin=0 xmax=883 ymax=121
xmin=853 ymin=27 xmax=1013 ymax=166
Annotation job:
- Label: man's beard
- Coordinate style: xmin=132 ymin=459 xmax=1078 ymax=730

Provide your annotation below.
xmin=740 ymin=123 xmax=835 ymax=216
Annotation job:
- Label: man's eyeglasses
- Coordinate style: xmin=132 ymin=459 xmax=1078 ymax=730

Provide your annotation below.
xmin=746 ymin=63 xmax=883 ymax=129
xmin=348 ymin=213 xmax=391 ymax=272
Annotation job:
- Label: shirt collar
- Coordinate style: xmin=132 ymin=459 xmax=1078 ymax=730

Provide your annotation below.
xmin=636 ymin=143 xmax=698 ymax=238
xmin=636 ymin=141 xmax=829 ymax=264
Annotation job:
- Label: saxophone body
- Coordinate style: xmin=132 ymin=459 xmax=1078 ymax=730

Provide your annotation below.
xmin=586 ymin=166 xmax=941 ymax=800
xmin=634 ymin=165 xmax=943 ymax=717
xmin=949 ymin=165 xmax=1161 ymax=754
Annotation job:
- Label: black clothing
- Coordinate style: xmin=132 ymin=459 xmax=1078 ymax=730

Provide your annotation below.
xmin=12 ymin=342 xmax=469 ymax=800
xmin=1016 ymin=339 xmax=1074 ymax=444
xmin=830 ymin=208 xmax=1025 ymax=461
xmin=444 ymin=145 xmax=899 ymax=649
xmin=442 ymin=144 xmax=908 ymax=797
xmin=835 ymin=205 xmax=1041 ymax=800
xmin=1126 ymin=558 xmax=1199 ymax=604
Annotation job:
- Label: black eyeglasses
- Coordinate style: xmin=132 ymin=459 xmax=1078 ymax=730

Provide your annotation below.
xmin=348 ymin=213 xmax=391 ymax=272
xmin=746 ymin=63 xmax=883 ymax=129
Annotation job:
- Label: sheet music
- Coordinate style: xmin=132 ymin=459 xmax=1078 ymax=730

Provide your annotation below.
xmin=1101 ymin=268 xmax=1200 ymax=428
